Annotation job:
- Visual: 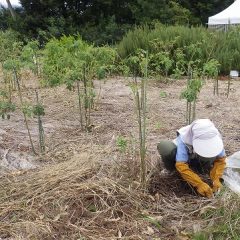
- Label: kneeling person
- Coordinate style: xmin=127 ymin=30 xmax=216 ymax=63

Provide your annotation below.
xmin=157 ymin=119 xmax=226 ymax=198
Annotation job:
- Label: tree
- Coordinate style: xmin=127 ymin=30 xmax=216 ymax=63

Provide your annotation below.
xmin=6 ymin=0 xmax=16 ymax=20
xmin=1 ymin=0 xmax=236 ymax=44
xmin=178 ymin=0 xmax=233 ymax=24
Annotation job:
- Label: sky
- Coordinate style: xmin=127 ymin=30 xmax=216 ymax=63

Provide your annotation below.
xmin=0 ymin=0 xmax=21 ymax=7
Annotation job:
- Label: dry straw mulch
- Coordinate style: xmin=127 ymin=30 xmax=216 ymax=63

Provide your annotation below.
xmin=0 ymin=150 xmax=228 ymax=240
xmin=1 ymin=77 xmax=240 ymax=239
xmin=0 ymin=153 xmax=153 ymax=240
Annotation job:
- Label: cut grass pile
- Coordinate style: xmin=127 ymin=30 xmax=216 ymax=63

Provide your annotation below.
xmin=0 ymin=151 xmax=239 ymax=240
xmin=0 ymin=153 xmax=152 ymax=240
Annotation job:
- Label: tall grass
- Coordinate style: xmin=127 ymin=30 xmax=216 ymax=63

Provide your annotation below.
xmin=118 ymin=23 xmax=240 ymax=74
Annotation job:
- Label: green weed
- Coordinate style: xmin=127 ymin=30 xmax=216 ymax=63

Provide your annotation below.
xmin=116 ymin=136 xmax=128 ymax=153
xmin=159 ymin=91 xmax=167 ymax=98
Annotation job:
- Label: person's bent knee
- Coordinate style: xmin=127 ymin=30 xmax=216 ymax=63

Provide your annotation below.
xmin=157 ymin=140 xmax=177 ymax=171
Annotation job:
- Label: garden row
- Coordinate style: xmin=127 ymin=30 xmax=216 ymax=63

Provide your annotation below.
xmin=0 ymin=26 xmax=234 ymax=158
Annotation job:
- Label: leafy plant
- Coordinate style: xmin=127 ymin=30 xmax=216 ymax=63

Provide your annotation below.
xmin=3 ymin=58 xmax=36 ymax=155
xmin=0 ymin=89 xmax=15 ymax=119
xmin=155 ymin=122 xmax=162 ymax=130
xmin=34 ymin=90 xmax=45 ymax=153
xmin=172 ymin=48 xmax=187 ymax=78
xmin=0 ymin=30 xmax=20 ymax=64
xmin=181 ymin=70 xmax=203 ymax=124
xmin=196 ymin=192 xmax=240 ymax=239
xmin=203 ymin=59 xmax=220 ymax=95
xmin=116 ymin=136 xmax=128 ymax=153
xmin=159 ymin=91 xmax=167 ymax=98
xmin=117 ymin=25 xmax=240 ymax=75
xmin=141 ymin=214 xmax=162 ymax=229
xmin=42 ymin=36 xmax=116 ymax=131
xmin=33 ymin=104 xmax=45 ymax=117
xmin=21 ymin=40 xmax=41 ymax=76
xmin=0 ymin=101 xmax=15 ymax=119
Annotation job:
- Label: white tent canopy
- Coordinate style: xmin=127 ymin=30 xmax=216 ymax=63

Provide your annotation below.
xmin=208 ymin=0 xmax=240 ymax=25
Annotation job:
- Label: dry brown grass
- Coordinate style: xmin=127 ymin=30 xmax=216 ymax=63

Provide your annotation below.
xmin=0 ymin=150 xmax=231 ymax=240
xmin=1 ymin=77 xmax=240 ymax=239
xmin=0 ymin=152 xmax=155 ymax=240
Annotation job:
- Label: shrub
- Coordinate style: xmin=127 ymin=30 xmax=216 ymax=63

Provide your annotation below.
xmin=117 ymin=24 xmax=240 ymax=74
xmin=42 ymin=36 xmax=117 ymax=86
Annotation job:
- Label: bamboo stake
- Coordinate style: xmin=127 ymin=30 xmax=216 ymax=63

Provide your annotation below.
xmin=77 ymin=80 xmax=84 ymax=130
xmin=133 ymin=74 xmax=145 ymax=185
xmin=141 ymin=54 xmax=148 ymax=186
xmin=14 ymin=69 xmax=36 ymax=155
xmin=192 ymin=98 xmax=196 ymax=122
xmin=83 ymin=65 xmax=88 ymax=129
xmin=35 ymin=90 xmax=45 ymax=153
xmin=227 ymin=76 xmax=231 ymax=98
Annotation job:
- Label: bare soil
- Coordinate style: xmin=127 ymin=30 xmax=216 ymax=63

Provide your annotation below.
xmin=0 ymin=75 xmax=240 ymax=239
xmin=1 ymin=76 xmax=239 ymax=169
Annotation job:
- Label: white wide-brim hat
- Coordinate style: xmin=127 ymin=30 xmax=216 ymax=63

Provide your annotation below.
xmin=192 ymin=119 xmax=223 ymax=158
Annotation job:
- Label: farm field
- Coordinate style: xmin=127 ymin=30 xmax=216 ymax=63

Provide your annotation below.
xmin=0 ymin=75 xmax=239 ymax=239
xmin=1 ymin=1 xmax=240 ymax=239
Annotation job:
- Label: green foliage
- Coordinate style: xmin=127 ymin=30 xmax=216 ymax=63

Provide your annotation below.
xmin=96 ymin=67 xmax=106 ymax=80
xmin=192 ymin=233 xmax=208 ymax=240
xmin=33 ymin=104 xmax=45 ymax=117
xmin=181 ymin=75 xmax=202 ymax=103
xmin=81 ymin=16 xmax=132 ymax=45
xmin=155 ymin=121 xmax=162 ymax=130
xmin=178 ymin=0 xmax=233 ymax=25
xmin=3 ymin=59 xmax=21 ymax=71
xmin=42 ymin=36 xmax=78 ymax=86
xmin=0 ymin=30 xmax=20 ymax=63
xmin=0 ymin=90 xmax=15 ymax=119
xmin=42 ymin=36 xmax=117 ymax=87
xmin=140 ymin=214 xmax=162 ymax=229
xmin=0 ymin=101 xmax=16 ymax=119
xmin=117 ymin=25 xmax=240 ymax=75
xmin=1 ymin=0 xmax=234 ymax=45
xmin=0 ymin=90 xmax=7 ymax=98
xmin=22 ymin=104 xmax=33 ymax=118
xmin=148 ymin=38 xmax=176 ymax=77
xmin=65 ymin=69 xmax=83 ymax=90
xmin=203 ymin=59 xmax=220 ymax=78
xmin=159 ymin=91 xmax=167 ymax=98
xmin=92 ymin=46 xmax=118 ymax=77
xmin=169 ymin=1 xmax=192 ymax=25
xmin=0 ymin=30 xmax=37 ymax=155
xmin=124 ymin=49 xmax=149 ymax=77
xmin=21 ymin=40 xmax=40 ymax=75
xmin=13 ymin=0 xmax=136 ymax=44
xmin=125 ymin=55 xmax=141 ymax=76
xmin=41 ymin=35 xmax=117 ymax=131
xmin=216 ymin=27 xmax=240 ymax=72
xmin=130 ymin=0 xmax=191 ymax=26
xmin=0 ymin=34 xmax=23 ymax=92
xmin=196 ymin=193 xmax=240 ymax=239
xmin=116 ymin=136 xmax=128 ymax=153
xmin=181 ymin=67 xmax=203 ymax=124
xmin=172 ymin=48 xmax=186 ymax=78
